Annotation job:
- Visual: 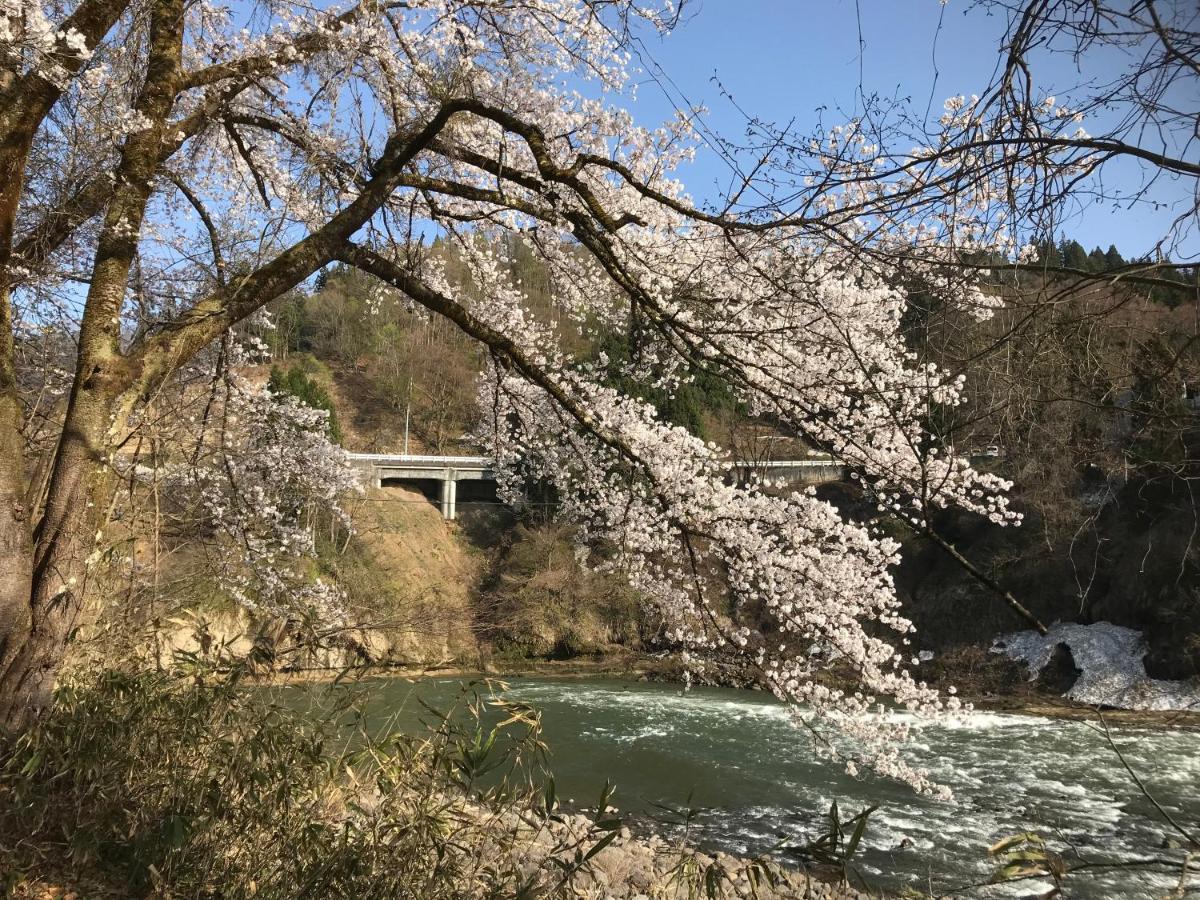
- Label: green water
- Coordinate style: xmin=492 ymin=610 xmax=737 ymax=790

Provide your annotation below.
xmin=316 ymin=675 xmax=1200 ymax=898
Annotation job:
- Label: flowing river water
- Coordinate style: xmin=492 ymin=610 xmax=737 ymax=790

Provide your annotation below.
xmin=334 ymin=675 xmax=1200 ymax=897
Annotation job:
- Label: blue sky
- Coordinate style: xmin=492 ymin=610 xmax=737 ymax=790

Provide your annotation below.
xmin=617 ymin=0 xmax=1196 ymax=259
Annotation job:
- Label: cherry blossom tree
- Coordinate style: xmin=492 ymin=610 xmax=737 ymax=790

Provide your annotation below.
xmin=173 ymin=369 xmax=359 ymax=628
xmin=6 ymin=0 xmax=1186 ymax=789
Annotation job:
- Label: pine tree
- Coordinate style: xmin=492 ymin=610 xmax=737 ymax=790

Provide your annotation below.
xmin=1060 ymin=239 xmax=1090 ymax=271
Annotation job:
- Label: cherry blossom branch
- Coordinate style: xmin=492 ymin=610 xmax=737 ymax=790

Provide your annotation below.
xmin=121 ymin=98 xmax=476 ymax=399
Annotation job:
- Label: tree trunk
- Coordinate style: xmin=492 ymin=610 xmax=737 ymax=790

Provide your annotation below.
xmin=0 ymin=5 xmax=449 ymax=726
xmin=0 ymin=383 xmax=34 ymax=728
xmin=0 ymin=254 xmax=132 ymax=726
xmin=0 ymin=269 xmax=120 ymax=726
xmin=0 ymin=392 xmax=116 ymax=726
xmin=0 ymin=0 xmax=182 ymax=727
xmin=0 ymin=92 xmax=42 ymax=728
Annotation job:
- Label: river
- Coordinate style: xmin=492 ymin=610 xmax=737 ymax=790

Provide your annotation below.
xmin=330 ymin=675 xmax=1200 ymax=897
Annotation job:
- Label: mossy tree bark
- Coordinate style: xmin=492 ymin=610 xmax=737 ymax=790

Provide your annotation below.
xmin=0 ymin=0 xmax=469 ymax=724
xmin=0 ymin=122 xmax=38 ymax=727
xmin=0 ymin=0 xmax=184 ymax=725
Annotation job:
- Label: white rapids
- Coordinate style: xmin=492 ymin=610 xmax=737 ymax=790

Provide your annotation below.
xmin=352 ymin=674 xmax=1200 ymax=899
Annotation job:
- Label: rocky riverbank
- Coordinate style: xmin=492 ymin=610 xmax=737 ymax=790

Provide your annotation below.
xmin=481 ymin=805 xmax=885 ymax=900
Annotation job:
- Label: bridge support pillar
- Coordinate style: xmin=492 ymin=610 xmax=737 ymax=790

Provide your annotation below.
xmin=440 ymin=476 xmax=457 ymax=521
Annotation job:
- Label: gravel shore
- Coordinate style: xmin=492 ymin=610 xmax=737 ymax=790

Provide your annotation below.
xmin=508 ymin=809 xmax=885 ymax=899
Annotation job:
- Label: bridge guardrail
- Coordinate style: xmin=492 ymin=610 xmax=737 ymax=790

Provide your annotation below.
xmin=346 ymin=453 xmax=840 ymax=469
xmin=347 ymin=453 xmax=492 ymax=466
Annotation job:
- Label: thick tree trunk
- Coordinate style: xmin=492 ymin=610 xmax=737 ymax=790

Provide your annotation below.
xmin=0 ymin=93 xmax=42 ymax=728
xmin=0 ymin=283 xmax=141 ymax=726
xmin=5 ymin=259 xmax=137 ymax=722
xmin=0 ymin=0 xmax=181 ymax=727
xmin=0 ymin=397 xmax=115 ymax=726
xmin=0 ymin=378 xmax=34 ymax=728
xmin=1 ymin=142 xmax=116 ymax=724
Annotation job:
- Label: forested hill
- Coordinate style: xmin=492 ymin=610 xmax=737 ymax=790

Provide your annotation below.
xmin=245 ymin=235 xmax=1200 ymax=683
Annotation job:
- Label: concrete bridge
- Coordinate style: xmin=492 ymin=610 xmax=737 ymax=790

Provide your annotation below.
xmin=348 ymin=453 xmax=846 ymax=520
xmin=349 ymin=453 xmax=495 ymax=520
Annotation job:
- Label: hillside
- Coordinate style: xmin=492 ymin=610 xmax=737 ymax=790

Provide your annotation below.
xmin=86 ymin=251 xmax=1191 ymax=691
xmin=233 ymin=260 xmax=1200 ymax=690
xmin=333 ymin=485 xmax=483 ymax=666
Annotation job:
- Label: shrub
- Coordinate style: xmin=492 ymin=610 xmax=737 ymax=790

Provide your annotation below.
xmin=478 ymin=523 xmax=649 ymax=657
xmin=0 ymin=659 xmax=622 ymax=899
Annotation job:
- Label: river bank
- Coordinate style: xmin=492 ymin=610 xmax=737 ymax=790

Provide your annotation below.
xmin=469 ymin=808 xmax=886 ymax=900
xmin=260 ymin=646 xmax=1200 ymax=729
xmin=15 ymin=662 xmax=1196 ymax=899
xmin=4 ymin=667 xmax=891 ymax=900
xmin=8 ymin=820 xmax=885 ymax=900
xmin=308 ymin=674 xmax=1200 ymax=899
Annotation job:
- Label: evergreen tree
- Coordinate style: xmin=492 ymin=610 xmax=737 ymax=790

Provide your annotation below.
xmin=1035 ymin=239 xmax=1063 ymax=267
xmin=1060 ymin=239 xmax=1090 ymax=271
xmin=267 ymin=365 xmax=343 ymax=444
xmin=591 ymin=329 xmax=737 ymax=440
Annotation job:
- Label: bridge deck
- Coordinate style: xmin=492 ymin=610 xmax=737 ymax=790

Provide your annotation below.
xmin=349 ymin=453 xmax=492 ymax=467
xmin=347 ymin=453 xmax=846 ymax=520
xmin=347 ymin=453 xmax=839 ymax=468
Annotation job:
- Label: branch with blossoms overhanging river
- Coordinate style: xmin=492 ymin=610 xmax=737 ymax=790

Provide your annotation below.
xmin=336 ymin=240 xmax=964 ymax=797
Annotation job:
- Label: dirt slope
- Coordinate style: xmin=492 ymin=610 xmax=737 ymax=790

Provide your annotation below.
xmin=335 ymin=485 xmax=482 ymax=665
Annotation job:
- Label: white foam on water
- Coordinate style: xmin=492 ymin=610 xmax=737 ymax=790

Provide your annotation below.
xmin=481 ymin=677 xmax=1200 ymax=898
xmin=1028 ymin=778 xmax=1093 ymax=799
xmin=887 ymin=709 xmax=1058 ymax=731
xmin=509 ymin=682 xmax=791 ymax=724
xmin=611 ymin=724 xmax=674 ymax=743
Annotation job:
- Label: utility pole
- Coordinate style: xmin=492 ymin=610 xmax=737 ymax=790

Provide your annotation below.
xmin=403 ymin=375 xmax=413 ymax=455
